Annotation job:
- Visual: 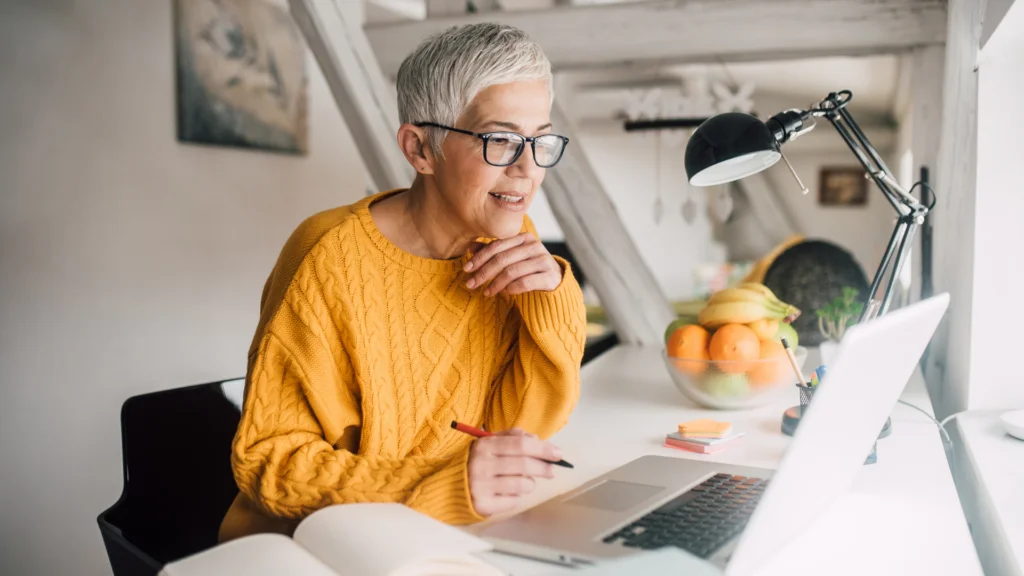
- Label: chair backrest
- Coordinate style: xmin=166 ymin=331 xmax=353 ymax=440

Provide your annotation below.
xmin=98 ymin=380 xmax=243 ymax=575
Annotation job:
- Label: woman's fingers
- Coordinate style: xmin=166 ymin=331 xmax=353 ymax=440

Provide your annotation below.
xmin=472 ymin=494 xmax=519 ymax=517
xmin=464 ymin=233 xmax=530 ymax=274
xmin=493 ymin=455 xmax=555 ymax=478
xmin=464 ymin=241 xmax=539 ymax=290
xmin=493 ymin=476 xmax=537 ymax=496
xmin=487 ymin=434 xmax=564 ymax=462
xmin=467 ymin=431 xmax=560 ymax=517
xmin=484 ymin=256 xmax=548 ymax=296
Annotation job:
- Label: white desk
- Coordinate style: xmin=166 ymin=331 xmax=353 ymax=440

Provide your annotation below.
xmin=955 ymin=411 xmax=1024 ymax=576
xmin=482 ymin=345 xmax=982 ymax=576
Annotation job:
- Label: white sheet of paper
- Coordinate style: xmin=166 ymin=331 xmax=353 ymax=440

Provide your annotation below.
xmin=160 ymin=533 xmax=336 ymax=576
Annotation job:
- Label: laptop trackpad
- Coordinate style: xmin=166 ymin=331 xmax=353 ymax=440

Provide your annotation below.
xmin=564 ymin=480 xmax=665 ymax=512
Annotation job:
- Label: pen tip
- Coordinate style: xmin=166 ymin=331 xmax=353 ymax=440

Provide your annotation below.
xmin=450 ymin=421 xmax=457 ymax=429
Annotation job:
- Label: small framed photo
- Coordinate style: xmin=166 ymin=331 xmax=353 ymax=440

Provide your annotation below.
xmin=818 ymin=167 xmax=868 ymax=206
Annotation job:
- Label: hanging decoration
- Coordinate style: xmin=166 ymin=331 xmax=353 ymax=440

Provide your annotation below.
xmin=623 ymin=79 xmax=757 ymax=150
xmin=625 ymin=78 xmax=754 ymax=226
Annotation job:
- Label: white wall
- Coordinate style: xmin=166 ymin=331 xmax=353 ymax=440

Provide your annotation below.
xmin=0 ymin=2 xmax=367 ymax=575
xmin=969 ymin=0 xmax=1024 ymax=410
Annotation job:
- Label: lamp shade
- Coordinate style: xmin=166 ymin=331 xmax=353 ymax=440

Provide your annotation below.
xmin=685 ymin=113 xmax=782 ymax=186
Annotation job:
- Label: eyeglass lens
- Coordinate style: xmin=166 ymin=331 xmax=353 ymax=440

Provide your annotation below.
xmin=485 ymin=133 xmax=565 ymax=167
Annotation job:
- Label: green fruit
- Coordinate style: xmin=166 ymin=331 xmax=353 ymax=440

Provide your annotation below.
xmin=702 ymin=373 xmax=750 ymax=397
xmin=773 ymin=322 xmax=799 ymax=349
xmin=664 ymin=318 xmax=689 ymax=344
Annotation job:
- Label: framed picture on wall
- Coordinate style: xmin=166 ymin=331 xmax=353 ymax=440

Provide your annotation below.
xmin=818 ymin=167 xmax=868 ymax=206
xmin=174 ymin=0 xmax=309 ymax=154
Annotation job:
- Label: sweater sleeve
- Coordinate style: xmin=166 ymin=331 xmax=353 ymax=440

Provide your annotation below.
xmin=485 ymin=255 xmax=587 ymax=438
xmin=231 ymin=280 xmax=483 ymax=525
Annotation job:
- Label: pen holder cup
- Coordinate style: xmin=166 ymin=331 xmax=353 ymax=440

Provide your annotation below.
xmin=797 ymin=384 xmax=816 ymax=407
xmin=791 ymin=383 xmax=877 ymax=464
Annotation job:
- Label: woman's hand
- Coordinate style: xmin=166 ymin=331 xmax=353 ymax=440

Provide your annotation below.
xmin=464 ymin=233 xmax=562 ymax=296
xmin=467 ymin=428 xmax=561 ymax=517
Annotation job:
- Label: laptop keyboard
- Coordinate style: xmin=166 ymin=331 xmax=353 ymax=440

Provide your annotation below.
xmin=601 ymin=473 xmax=769 ymax=559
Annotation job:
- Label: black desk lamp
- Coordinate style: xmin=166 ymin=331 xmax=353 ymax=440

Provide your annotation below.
xmin=684 ymin=91 xmax=932 ymax=320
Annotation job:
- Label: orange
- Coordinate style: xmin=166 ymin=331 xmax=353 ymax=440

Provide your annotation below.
xmin=748 ymin=318 xmax=780 ymax=341
xmin=750 ymin=339 xmax=789 ymax=386
xmin=666 ymin=324 xmax=711 ymax=374
xmin=708 ymin=324 xmax=761 ymax=373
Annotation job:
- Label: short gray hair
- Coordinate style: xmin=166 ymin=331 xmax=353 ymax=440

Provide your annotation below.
xmin=396 ymin=23 xmax=553 ymax=156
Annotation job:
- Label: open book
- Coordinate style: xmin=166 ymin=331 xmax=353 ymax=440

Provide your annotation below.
xmin=161 ymin=503 xmax=504 ymax=576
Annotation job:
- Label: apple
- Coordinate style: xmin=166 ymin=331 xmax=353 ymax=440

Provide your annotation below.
xmin=773 ymin=321 xmax=799 ymax=349
xmin=701 ymin=373 xmax=750 ymax=397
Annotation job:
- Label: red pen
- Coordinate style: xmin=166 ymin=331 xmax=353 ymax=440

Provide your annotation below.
xmin=450 ymin=421 xmax=574 ymax=469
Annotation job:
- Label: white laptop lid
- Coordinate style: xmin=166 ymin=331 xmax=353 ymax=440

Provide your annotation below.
xmin=726 ymin=294 xmax=950 ymax=575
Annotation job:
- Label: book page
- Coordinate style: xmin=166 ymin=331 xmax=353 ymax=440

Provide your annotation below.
xmin=294 ymin=503 xmax=502 ymax=576
xmin=160 ymin=533 xmax=338 ymax=576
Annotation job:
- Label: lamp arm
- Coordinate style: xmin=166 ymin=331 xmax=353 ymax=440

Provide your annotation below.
xmin=805 ymin=92 xmax=929 ymax=320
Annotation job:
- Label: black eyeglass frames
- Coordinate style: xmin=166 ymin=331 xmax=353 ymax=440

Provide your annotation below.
xmin=414 ymin=122 xmax=569 ymax=168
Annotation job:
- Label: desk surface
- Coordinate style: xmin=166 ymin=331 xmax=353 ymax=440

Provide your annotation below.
xmin=481 ymin=345 xmax=981 ymax=576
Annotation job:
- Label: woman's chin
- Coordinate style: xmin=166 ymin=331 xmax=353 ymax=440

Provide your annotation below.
xmin=482 ymin=218 xmax=526 ymax=240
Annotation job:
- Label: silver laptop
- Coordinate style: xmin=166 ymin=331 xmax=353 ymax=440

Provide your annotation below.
xmin=477 ymin=294 xmax=950 ymax=574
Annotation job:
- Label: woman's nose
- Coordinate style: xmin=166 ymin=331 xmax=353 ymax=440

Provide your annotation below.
xmin=507 ymin=146 xmax=545 ymax=177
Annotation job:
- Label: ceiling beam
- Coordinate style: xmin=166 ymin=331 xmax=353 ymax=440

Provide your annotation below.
xmin=542 ymin=104 xmax=676 ymax=345
xmin=290 ymin=0 xmax=415 ymax=191
xmin=365 ymin=0 xmax=948 ymax=77
xmin=426 ymin=0 xmax=502 ymax=17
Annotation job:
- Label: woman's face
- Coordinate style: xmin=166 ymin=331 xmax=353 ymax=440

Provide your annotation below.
xmin=431 ymin=80 xmax=552 ymax=240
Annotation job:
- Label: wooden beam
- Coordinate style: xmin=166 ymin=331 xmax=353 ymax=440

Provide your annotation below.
xmin=923 ymin=0 xmax=983 ymax=419
xmin=910 ymin=46 xmax=945 ymax=189
xmin=907 ymin=45 xmax=944 ymax=303
xmin=544 ymin=103 xmax=676 ymax=346
xmin=981 ymin=0 xmax=1017 ymax=47
xmin=290 ymin=0 xmax=414 ymax=191
xmin=365 ymin=0 xmax=948 ymax=77
xmin=426 ymin=0 xmax=503 ymax=17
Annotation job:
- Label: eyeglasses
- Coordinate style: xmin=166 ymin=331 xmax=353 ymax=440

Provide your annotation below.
xmin=414 ymin=122 xmax=569 ymax=168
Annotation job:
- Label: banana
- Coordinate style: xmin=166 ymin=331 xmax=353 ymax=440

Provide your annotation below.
xmin=707 ymin=288 xmax=786 ymax=311
xmin=735 ymin=283 xmax=801 ymax=320
xmin=698 ymin=301 xmax=787 ymax=329
xmin=737 ymin=283 xmax=780 ymax=301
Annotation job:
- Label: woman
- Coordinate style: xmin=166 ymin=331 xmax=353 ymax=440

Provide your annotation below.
xmin=219 ymin=23 xmax=586 ymax=541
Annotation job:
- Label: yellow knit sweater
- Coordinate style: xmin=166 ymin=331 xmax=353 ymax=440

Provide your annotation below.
xmin=221 ymin=189 xmax=586 ymax=540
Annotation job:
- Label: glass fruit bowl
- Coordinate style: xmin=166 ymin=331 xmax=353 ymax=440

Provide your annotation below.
xmin=661 ymin=347 xmax=808 ymax=410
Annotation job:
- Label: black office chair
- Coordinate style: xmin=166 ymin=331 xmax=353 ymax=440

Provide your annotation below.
xmin=97 ymin=380 xmax=244 ymax=576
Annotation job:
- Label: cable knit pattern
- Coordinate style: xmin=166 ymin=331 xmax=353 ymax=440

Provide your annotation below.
xmin=223 ymin=189 xmax=585 ymax=539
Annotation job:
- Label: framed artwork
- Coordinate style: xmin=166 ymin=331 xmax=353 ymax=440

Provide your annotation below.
xmin=174 ymin=0 xmax=308 ymax=154
xmin=818 ymin=167 xmax=868 ymax=206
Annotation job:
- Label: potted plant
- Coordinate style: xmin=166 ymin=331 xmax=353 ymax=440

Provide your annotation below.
xmin=815 ymin=287 xmax=864 ymax=364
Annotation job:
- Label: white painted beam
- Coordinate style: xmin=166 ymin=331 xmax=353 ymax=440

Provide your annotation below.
xmin=426 ymin=0 xmax=502 ymax=17
xmin=981 ymin=0 xmax=1017 ymax=47
xmin=910 ymin=46 xmax=944 ymax=190
xmin=366 ymin=0 xmax=948 ymax=77
xmin=544 ymin=103 xmax=677 ymax=345
xmin=908 ymin=45 xmax=944 ymax=303
xmin=924 ymin=0 xmax=983 ymax=419
xmin=290 ymin=0 xmax=414 ymax=191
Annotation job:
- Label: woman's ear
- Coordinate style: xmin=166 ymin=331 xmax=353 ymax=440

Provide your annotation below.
xmin=397 ymin=124 xmax=436 ymax=175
